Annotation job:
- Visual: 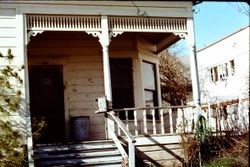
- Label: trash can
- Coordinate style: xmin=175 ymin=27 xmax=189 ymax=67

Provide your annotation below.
xmin=71 ymin=116 xmax=89 ymax=141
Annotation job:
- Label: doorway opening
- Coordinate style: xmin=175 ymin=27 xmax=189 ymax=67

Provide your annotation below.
xmin=29 ymin=65 xmax=65 ymax=143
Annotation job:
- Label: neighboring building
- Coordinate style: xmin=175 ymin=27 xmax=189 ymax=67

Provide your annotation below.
xmin=0 ymin=1 xmax=201 ymax=166
xmin=197 ymin=26 xmax=249 ymax=133
xmin=197 ymin=26 xmax=250 ymax=104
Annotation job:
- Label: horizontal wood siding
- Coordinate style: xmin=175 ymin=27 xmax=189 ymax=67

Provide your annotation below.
xmin=28 ymin=31 xmax=137 ymax=140
xmin=0 ymin=8 xmax=17 ymax=59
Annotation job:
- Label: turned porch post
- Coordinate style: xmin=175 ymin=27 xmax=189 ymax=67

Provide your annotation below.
xmin=187 ymin=18 xmax=201 ymax=106
xmin=100 ymin=16 xmax=113 ymax=102
xmin=99 ymin=16 xmax=114 ymax=139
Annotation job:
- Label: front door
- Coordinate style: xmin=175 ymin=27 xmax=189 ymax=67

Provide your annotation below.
xmin=29 ymin=65 xmax=65 ymax=143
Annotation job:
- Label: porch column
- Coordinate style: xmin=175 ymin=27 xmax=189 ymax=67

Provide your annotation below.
xmin=100 ymin=16 xmax=112 ymax=102
xmin=99 ymin=16 xmax=114 ymax=139
xmin=187 ymin=18 xmax=201 ymax=106
xmin=16 ymin=13 xmax=34 ymax=167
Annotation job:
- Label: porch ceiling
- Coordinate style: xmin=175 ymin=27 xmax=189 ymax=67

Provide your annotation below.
xmin=138 ymin=32 xmax=181 ymax=54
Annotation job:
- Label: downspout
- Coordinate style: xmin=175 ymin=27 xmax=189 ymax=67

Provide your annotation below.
xmin=187 ymin=16 xmax=202 ymax=167
xmin=187 ymin=18 xmax=201 ymax=107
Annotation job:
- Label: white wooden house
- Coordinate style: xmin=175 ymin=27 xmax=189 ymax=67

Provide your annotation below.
xmin=0 ymin=1 xmax=201 ymax=166
xmin=198 ymin=26 xmax=249 ymax=103
xmin=197 ymin=26 xmax=249 ymax=133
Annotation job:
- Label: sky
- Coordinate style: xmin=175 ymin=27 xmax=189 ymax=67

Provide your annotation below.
xmin=173 ymin=2 xmax=249 ymax=55
xmin=193 ymin=2 xmax=249 ymax=50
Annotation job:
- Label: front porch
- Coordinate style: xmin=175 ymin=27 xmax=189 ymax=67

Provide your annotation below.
xmin=26 ymin=14 xmax=199 ymax=143
xmin=24 ymin=13 xmax=200 ymax=166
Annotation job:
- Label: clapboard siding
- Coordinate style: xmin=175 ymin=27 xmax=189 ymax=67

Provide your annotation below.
xmin=28 ymin=31 xmax=137 ymax=140
xmin=0 ymin=9 xmax=16 ymax=52
xmin=0 ymin=28 xmax=16 ymax=37
xmin=0 ymin=18 xmax=16 ymax=27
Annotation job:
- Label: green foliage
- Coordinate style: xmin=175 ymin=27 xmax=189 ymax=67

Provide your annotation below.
xmin=0 ymin=49 xmax=26 ymax=166
xmin=204 ymin=157 xmax=246 ymax=167
xmin=195 ymin=115 xmax=212 ymax=143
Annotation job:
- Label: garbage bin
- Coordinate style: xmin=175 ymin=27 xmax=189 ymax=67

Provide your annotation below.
xmin=71 ymin=116 xmax=89 ymax=141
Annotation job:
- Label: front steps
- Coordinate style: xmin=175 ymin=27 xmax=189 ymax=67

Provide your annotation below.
xmin=34 ymin=140 xmax=123 ymax=167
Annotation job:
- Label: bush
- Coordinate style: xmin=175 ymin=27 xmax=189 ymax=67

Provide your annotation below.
xmin=0 ymin=49 xmax=27 ymax=166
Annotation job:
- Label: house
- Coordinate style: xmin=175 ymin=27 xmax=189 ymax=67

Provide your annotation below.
xmin=0 ymin=1 xmax=201 ymax=166
xmin=197 ymin=26 xmax=249 ymax=132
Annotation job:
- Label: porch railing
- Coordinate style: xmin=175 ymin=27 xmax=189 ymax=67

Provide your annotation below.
xmin=111 ymin=100 xmax=249 ymax=137
xmin=200 ymin=99 xmax=249 ymax=134
xmin=113 ymin=105 xmax=196 ymax=136
xmin=103 ymin=100 xmax=249 ymax=166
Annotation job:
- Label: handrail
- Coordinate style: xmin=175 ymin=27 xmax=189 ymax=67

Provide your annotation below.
xmin=107 ymin=112 xmax=136 ymax=142
xmin=107 ymin=112 xmax=135 ymax=167
xmin=107 ymin=126 xmax=128 ymax=159
xmin=113 ymin=105 xmax=196 ymax=112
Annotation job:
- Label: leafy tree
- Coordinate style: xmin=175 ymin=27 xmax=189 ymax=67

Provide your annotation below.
xmin=159 ymin=50 xmax=192 ymax=105
xmin=0 ymin=49 xmax=26 ymax=166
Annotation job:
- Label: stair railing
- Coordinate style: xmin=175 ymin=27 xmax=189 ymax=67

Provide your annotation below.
xmin=107 ymin=111 xmax=136 ymax=167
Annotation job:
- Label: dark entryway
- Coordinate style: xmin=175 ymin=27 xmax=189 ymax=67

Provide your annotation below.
xmin=110 ymin=58 xmax=134 ymax=119
xmin=29 ymin=65 xmax=65 ymax=143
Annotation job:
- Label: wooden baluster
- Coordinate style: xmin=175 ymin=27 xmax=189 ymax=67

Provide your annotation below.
xmin=160 ymin=109 xmax=165 ymax=134
xmin=182 ymin=108 xmax=185 ymax=133
xmin=49 ymin=16 xmax=52 ymax=28
xmin=41 ymin=16 xmax=44 ymax=28
xmin=143 ymin=109 xmax=147 ymax=134
xmin=54 ymin=17 xmax=58 ymax=28
xmin=152 ymin=109 xmax=156 ymax=134
xmin=134 ymin=110 xmax=138 ymax=136
xmin=117 ymin=112 xmax=121 ymax=136
xmin=58 ymin=16 xmax=61 ymax=28
xmin=126 ymin=110 xmax=129 ymax=130
xmin=29 ymin=16 xmax=32 ymax=28
xmin=208 ymin=103 xmax=211 ymax=128
xmin=71 ymin=17 xmax=74 ymax=29
xmin=86 ymin=17 xmax=89 ymax=29
xmin=38 ymin=16 xmax=41 ymax=28
xmin=169 ymin=109 xmax=173 ymax=133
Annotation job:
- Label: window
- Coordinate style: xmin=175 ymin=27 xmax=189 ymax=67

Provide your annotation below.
xmin=218 ymin=63 xmax=228 ymax=81
xmin=210 ymin=59 xmax=235 ymax=82
xmin=229 ymin=60 xmax=235 ymax=76
xmin=110 ymin=58 xmax=134 ymax=120
xmin=142 ymin=61 xmax=159 ymax=119
xmin=210 ymin=66 xmax=218 ymax=82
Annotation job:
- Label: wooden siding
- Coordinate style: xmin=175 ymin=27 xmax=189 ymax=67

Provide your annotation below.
xmin=27 ymin=31 xmax=139 ymax=140
xmin=0 ymin=8 xmax=17 ymax=59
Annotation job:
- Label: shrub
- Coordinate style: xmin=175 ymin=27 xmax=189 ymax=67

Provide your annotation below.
xmin=0 ymin=49 xmax=26 ymax=166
